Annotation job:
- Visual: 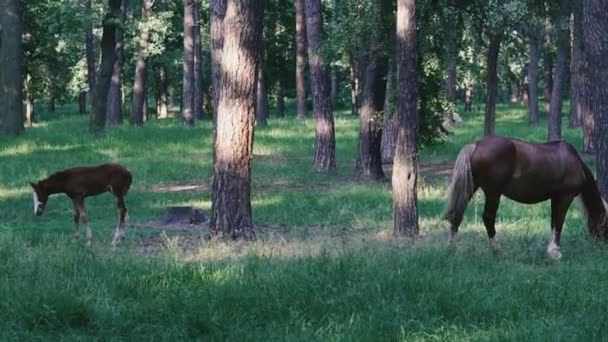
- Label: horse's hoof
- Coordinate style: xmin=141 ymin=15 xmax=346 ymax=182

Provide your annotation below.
xmin=547 ymin=249 xmax=562 ymax=261
xmin=86 ymin=241 xmax=92 ymax=247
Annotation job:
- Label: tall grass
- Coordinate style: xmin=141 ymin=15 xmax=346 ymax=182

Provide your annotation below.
xmin=0 ymin=102 xmax=606 ymax=340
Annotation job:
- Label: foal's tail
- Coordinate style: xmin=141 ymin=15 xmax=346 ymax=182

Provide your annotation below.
xmin=443 ymin=144 xmax=477 ymax=223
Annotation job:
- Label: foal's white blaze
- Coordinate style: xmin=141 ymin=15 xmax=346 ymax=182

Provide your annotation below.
xmin=33 ymin=191 xmax=41 ymax=214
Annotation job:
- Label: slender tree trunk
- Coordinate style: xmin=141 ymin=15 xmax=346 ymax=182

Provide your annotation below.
xmin=142 ymin=64 xmax=148 ymax=121
xmin=182 ymin=0 xmax=195 ymax=126
xmin=331 ymin=69 xmax=339 ymax=103
xmin=528 ymin=39 xmax=540 ymax=124
xmin=295 ymin=0 xmax=308 ymax=119
xmin=570 ymin=3 xmax=584 ymax=128
xmin=446 ymin=46 xmax=457 ymax=102
xmin=381 ymin=61 xmax=396 ymax=164
xmin=0 ymin=0 xmax=24 ymax=135
xmin=544 ymin=12 xmax=553 ymax=114
xmin=584 ymin=0 xmax=608 ymax=199
xmin=211 ymin=0 xmax=264 ymax=240
xmin=25 ymin=72 xmax=34 ymax=127
xmin=85 ymin=0 xmax=96 ymax=112
xmin=349 ymin=57 xmax=361 ymax=116
xmin=355 ymin=0 xmax=390 ymax=180
xmin=578 ymin=3 xmax=594 ymax=153
xmin=91 ymin=0 xmax=121 ymax=133
xmin=158 ymin=63 xmax=169 ymax=119
xmin=276 ymin=78 xmax=285 ymax=117
xmin=305 ymin=0 xmax=336 ymax=172
xmin=131 ymin=0 xmax=153 ymax=126
xmin=193 ymin=0 xmax=204 ymax=120
xmin=393 ymin=0 xmax=419 ymax=237
xmin=79 ymin=92 xmax=87 ymax=114
xmin=106 ymin=0 xmax=125 ymax=126
xmin=256 ymin=61 xmax=268 ymax=126
xmin=548 ymin=0 xmax=570 ymax=142
xmin=484 ymin=35 xmax=501 ymax=136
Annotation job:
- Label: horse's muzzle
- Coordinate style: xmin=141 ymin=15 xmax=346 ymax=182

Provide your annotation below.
xmin=35 ymin=206 xmax=44 ymax=216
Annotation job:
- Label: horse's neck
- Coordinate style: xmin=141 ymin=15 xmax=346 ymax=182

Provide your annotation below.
xmin=581 ymin=180 xmax=607 ymax=221
xmin=41 ymin=177 xmax=66 ymax=196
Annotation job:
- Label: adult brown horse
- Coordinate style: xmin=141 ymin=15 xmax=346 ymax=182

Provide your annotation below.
xmin=30 ymin=163 xmax=132 ymax=247
xmin=444 ymin=136 xmax=608 ymax=260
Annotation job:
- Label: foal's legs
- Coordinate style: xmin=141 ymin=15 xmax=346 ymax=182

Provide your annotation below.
xmin=482 ymin=192 xmax=502 ymax=254
xmin=72 ymin=201 xmax=81 ymax=239
xmin=111 ymin=196 xmax=127 ymax=246
xmin=547 ymin=195 xmax=575 ymax=261
xmin=75 ymin=200 xmax=93 ymax=247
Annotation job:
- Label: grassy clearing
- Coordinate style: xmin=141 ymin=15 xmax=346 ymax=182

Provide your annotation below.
xmin=1 ymin=103 xmax=606 ymax=340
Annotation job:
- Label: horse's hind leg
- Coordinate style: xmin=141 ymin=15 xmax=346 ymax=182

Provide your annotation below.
xmin=482 ymin=192 xmax=501 ymax=254
xmin=548 ymin=195 xmax=575 ymax=261
xmin=112 ymin=196 xmax=127 ymax=246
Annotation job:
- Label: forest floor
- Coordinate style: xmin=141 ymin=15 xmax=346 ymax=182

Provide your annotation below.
xmin=1 ymin=102 xmax=607 ymax=340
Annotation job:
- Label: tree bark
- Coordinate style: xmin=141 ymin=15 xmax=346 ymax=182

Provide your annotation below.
xmin=157 ymin=63 xmax=169 ymax=119
xmin=85 ymin=0 xmax=96 ymax=112
xmin=355 ymin=0 xmax=390 ymax=180
xmin=584 ymin=0 xmax=608 ymax=199
xmin=570 ymin=2 xmax=584 ymax=128
xmin=547 ymin=0 xmax=570 ymax=142
xmin=544 ymin=12 xmax=553 ymax=114
xmin=393 ymin=0 xmax=419 ymax=237
xmin=193 ymin=0 xmax=204 ymax=120
xmin=484 ymin=35 xmax=501 ymax=136
xmin=131 ymin=0 xmax=153 ymax=127
xmin=295 ymin=0 xmax=308 ymax=119
xmin=211 ymin=0 xmax=264 ymax=240
xmin=349 ymin=56 xmax=361 ymax=116
xmin=211 ymin=0 xmax=226 ymax=129
xmin=0 ymin=0 xmax=24 ymax=135
xmin=305 ymin=0 xmax=336 ymax=172
xmin=106 ymin=0 xmax=125 ymax=126
xmin=91 ymin=0 xmax=120 ymax=133
xmin=528 ymin=39 xmax=540 ymax=124
xmin=256 ymin=60 xmax=268 ymax=126
xmin=79 ymin=92 xmax=87 ymax=114
xmin=182 ymin=0 xmax=195 ymax=126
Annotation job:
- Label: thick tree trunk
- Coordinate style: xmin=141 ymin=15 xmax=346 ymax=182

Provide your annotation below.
xmin=106 ymin=0 xmax=125 ymax=126
xmin=85 ymin=0 xmax=96 ymax=111
xmin=91 ymin=0 xmax=120 ymax=133
xmin=193 ymin=0 xmax=204 ymax=120
xmin=0 ymin=0 xmax=24 ymax=135
xmin=79 ymin=92 xmax=87 ymax=114
xmin=211 ymin=0 xmax=226 ymax=129
xmin=528 ymin=39 xmax=540 ymax=124
xmin=182 ymin=0 xmax=195 ymax=126
xmin=584 ymin=0 xmax=608 ymax=199
xmin=256 ymin=61 xmax=268 ymax=126
xmin=305 ymin=0 xmax=336 ymax=172
xmin=544 ymin=13 xmax=553 ymax=114
xmin=276 ymin=78 xmax=285 ymax=117
xmin=157 ymin=63 xmax=169 ymax=119
xmin=355 ymin=0 xmax=390 ymax=180
xmin=131 ymin=0 xmax=153 ymax=127
xmin=211 ymin=0 xmax=264 ymax=240
xmin=295 ymin=0 xmax=308 ymax=119
xmin=393 ymin=0 xmax=419 ymax=237
xmin=484 ymin=35 xmax=501 ymax=136
xmin=570 ymin=2 xmax=584 ymax=128
xmin=548 ymin=0 xmax=570 ymax=142
xmin=25 ymin=72 xmax=34 ymax=127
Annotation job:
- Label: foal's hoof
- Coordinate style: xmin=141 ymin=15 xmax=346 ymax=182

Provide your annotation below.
xmin=85 ymin=240 xmax=92 ymax=248
xmin=546 ymin=248 xmax=562 ymax=261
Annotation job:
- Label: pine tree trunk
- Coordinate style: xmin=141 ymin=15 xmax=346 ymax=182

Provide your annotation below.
xmin=295 ymin=0 xmax=308 ymax=119
xmin=106 ymin=0 xmax=125 ymax=126
xmin=79 ymin=92 xmax=87 ymax=114
xmin=548 ymin=0 xmax=570 ymax=142
xmin=211 ymin=0 xmax=264 ymax=240
xmin=393 ymin=0 xmax=419 ymax=237
xmin=210 ymin=0 xmax=226 ymax=127
xmin=85 ymin=0 xmax=96 ymax=112
xmin=193 ymin=0 xmax=204 ymax=120
xmin=0 ymin=0 xmax=24 ymax=135
xmin=484 ymin=35 xmax=501 ymax=136
xmin=131 ymin=0 xmax=153 ymax=127
xmin=158 ymin=64 xmax=169 ymax=119
xmin=349 ymin=57 xmax=361 ymax=116
xmin=544 ymin=12 xmax=553 ymax=114
xmin=355 ymin=0 xmax=390 ymax=180
xmin=305 ymin=0 xmax=336 ymax=172
xmin=91 ymin=0 xmax=121 ymax=133
xmin=276 ymin=78 xmax=285 ymax=117
xmin=570 ymin=2 xmax=584 ymax=128
xmin=584 ymin=0 xmax=608 ymax=199
xmin=25 ymin=72 xmax=34 ymax=127
xmin=446 ymin=46 xmax=457 ymax=102
xmin=528 ymin=39 xmax=540 ymax=124
xmin=182 ymin=0 xmax=195 ymax=126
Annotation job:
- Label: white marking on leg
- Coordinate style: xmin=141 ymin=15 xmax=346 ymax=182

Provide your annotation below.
xmin=489 ymin=237 xmax=500 ymax=254
xmin=547 ymin=231 xmax=562 ymax=261
xmin=33 ymin=191 xmax=41 ymax=214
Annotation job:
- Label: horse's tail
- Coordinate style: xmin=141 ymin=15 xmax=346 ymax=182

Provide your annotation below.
xmin=443 ymin=144 xmax=477 ymax=224
xmin=578 ymin=161 xmax=608 ymax=239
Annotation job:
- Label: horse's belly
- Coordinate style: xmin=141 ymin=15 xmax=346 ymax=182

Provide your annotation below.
xmin=502 ymin=179 xmax=552 ymax=204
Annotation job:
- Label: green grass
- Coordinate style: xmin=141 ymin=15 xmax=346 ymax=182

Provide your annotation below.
xmin=1 ymin=102 xmax=606 ymax=340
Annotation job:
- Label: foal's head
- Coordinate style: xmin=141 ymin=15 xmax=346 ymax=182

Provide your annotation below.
xmin=29 ymin=182 xmax=48 ymax=216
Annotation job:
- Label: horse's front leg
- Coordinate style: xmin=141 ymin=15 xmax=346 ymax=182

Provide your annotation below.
xmin=76 ymin=199 xmax=93 ymax=247
xmin=548 ymin=195 xmax=576 ymax=261
xmin=112 ymin=196 xmax=127 ymax=246
xmin=72 ymin=200 xmax=81 ymax=240
xmin=482 ymin=192 xmax=501 ymax=254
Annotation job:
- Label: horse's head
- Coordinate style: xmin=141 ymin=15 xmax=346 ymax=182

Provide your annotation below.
xmin=29 ymin=182 xmax=47 ymax=216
